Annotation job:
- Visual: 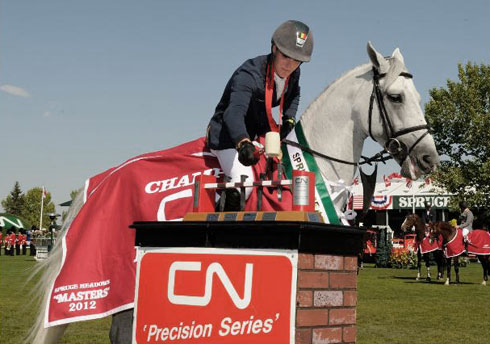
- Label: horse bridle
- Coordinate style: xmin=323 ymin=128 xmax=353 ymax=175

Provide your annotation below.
xmin=283 ymin=67 xmax=430 ymax=166
xmin=369 ymin=67 xmax=430 ymax=162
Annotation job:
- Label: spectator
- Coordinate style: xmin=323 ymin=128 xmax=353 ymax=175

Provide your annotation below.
xmin=30 ymin=225 xmax=38 ymax=256
xmin=421 ymin=202 xmax=436 ymax=224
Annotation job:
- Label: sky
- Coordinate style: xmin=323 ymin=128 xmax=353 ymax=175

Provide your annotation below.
xmin=1 ymin=0 xmax=489 ymax=213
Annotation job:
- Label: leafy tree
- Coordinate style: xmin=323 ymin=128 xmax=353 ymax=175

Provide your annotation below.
xmin=21 ymin=187 xmax=56 ymax=229
xmin=425 ymin=62 xmax=490 ymax=221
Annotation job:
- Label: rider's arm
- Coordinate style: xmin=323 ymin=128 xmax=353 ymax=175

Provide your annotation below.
xmin=460 ymin=211 xmax=473 ymax=229
xmin=222 ymin=71 xmax=255 ymax=146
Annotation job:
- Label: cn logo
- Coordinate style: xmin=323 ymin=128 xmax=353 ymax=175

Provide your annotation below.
xmin=167 ymin=261 xmax=253 ymax=309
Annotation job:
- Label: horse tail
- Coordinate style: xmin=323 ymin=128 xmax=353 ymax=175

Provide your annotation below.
xmin=26 ymin=189 xmax=85 ymax=344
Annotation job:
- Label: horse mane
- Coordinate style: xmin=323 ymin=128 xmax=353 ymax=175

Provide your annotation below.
xmin=432 ymin=221 xmax=455 ymax=234
xmin=301 ymin=63 xmax=371 ymax=119
xmin=409 ymin=214 xmax=426 ymax=242
xmin=301 ymin=56 xmax=407 ymax=121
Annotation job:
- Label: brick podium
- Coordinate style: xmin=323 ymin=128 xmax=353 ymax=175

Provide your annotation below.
xmin=132 ymin=219 xmax=365 ymax=344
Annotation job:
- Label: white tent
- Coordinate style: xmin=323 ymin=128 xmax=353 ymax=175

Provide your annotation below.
xmin=351 ymin=173 xmax=451 ymax=213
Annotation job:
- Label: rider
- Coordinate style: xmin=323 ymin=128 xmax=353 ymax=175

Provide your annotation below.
xmin=458 ymin=201 xmax=474 ymax=238
xmin=206 ymin=20 xmax=313 ymax=210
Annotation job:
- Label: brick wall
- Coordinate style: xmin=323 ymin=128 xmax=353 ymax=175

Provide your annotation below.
xmin=295 ymin=253 xmax=358 ymax=344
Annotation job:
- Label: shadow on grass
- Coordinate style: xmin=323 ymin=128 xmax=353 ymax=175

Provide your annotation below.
xmin=391 ymin=276 xmax=478 ymax=285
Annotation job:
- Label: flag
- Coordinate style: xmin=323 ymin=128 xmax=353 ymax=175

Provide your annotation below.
xmin=353 ymin=195 xmax=364 ymax=210
xmin=42 ymin=187 xmax=47 ymax=199
xmin=388 ymin=172 xmax=403 ymax=180
xmin=405 ymin=178 xmax=412 ymax=188
xmin=383 ymin=174 xmax=391 ymax=187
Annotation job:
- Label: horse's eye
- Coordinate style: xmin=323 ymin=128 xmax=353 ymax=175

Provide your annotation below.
xmin=387 ymin=94 xmax=403 ymax=103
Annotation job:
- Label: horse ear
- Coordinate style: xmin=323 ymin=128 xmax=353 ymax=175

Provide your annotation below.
xmin=367 ymin=41 xmax=389 ymax=73
xmin=391 ymin=47 xmax=405 ymax=65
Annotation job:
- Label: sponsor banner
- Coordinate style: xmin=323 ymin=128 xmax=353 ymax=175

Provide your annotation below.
xmin=133 ymin=248 xmax=297 ymax=344
xmin=282 ymin=124 xmax=343 ymax=224
xmin=393 ymin=195 xmax=450 ymax=209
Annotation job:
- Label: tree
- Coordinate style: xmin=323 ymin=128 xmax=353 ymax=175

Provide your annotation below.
xmin=1 ymin=181 xmax=25 ymax=216
xmin=21 ymin=187 xmax=56 ymax=229
xmin=425 ymin=62 xmax=490 ymax=221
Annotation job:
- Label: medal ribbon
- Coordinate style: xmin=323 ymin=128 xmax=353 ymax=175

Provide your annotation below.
xmin=265 ymin=62 xmax=289 ymax=132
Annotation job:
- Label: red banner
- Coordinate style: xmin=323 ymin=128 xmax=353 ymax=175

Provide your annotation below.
xmin=134 ymin=249 xmax=297 ymax=344
xmin=46 ymin=138 xmax=293 ymax=326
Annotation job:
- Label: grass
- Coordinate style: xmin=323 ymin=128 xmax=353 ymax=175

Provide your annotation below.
xmin=357 ymin=263 xmax=490 ymax=344
xmin=1 ymin=255 xmax=489 ymax=343
xmin=0 ymin=255 xmax=111 ymax=344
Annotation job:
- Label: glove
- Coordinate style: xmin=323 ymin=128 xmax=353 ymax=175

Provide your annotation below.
xmin=280 ymin=117 xmax=296 ymax=140
xmin=237 ymin=141 xmax=260 ymax=166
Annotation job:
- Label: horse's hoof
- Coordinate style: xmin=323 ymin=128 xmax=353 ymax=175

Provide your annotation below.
xmin=416 ymin=277 xmax=420 ymax=281
xmin=482 ymin=281 xmax=487 ymax=286
xmin=426 ymin=277 xmax=431 ymax=282
xmin=445 ymin=280 xmax=450 ymax=286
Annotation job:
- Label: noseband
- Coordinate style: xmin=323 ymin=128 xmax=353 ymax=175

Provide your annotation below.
xmin=368 ymin=67 xmax=430 ymax=162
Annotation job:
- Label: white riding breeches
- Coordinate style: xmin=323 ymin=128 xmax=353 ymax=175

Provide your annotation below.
xmin=210 ymin=148 xmax=254 ymax=199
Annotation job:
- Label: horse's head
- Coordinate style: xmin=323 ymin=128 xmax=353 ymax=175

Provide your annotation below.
xmin=427 ymin=222 xmax=441 ymax=240
xmin=366 ymin=42 xmax=440 ymax=179
xmin=401 ymin=213 xmax=418 ymax=232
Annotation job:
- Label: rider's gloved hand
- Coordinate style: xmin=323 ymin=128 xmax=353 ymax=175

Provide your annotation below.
xmin=237 ymin=139 xmax=260 ymax=166
xmin=280 ymin=117 xmax=296 ymax=140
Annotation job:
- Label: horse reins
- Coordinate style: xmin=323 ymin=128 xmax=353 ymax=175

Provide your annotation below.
xmin=283 ymin=67 xmax=430 ymax=166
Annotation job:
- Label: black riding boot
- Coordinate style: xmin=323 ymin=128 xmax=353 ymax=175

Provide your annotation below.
xmin=110 ymin=309 xmax=133 ymax=344
xmin=217 ymin=189 xmax=241 ymax=212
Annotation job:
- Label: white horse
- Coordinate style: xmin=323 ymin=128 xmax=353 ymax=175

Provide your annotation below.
xmin=29 ymin=42 xmax=439 ymax=343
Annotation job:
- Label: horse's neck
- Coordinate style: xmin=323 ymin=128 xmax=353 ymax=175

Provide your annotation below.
xmin=299 ymin=64 xmax=371 ymax=205
xmin=440 ymin=225 xmax=456 ymax=243
xmin=414 ymin=220 xmax=426 ymax=241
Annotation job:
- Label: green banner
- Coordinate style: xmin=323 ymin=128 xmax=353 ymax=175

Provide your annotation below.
xmin=0 ymin=213 xmax=27 ymax=230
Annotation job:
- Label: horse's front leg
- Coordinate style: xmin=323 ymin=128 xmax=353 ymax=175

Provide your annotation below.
xmin=478 ymin=255 xmax=489 ymax=286
xmin=454 ymin=257 xmax=460 ymax=284
xmin=436 ymin=250 xmax=444 ymax=280
xmin=424 ymin=253 xmax=431 ymax=282
xmin=445 ymin=258 xmax=451 ymax=286
xmin=416 ymin=250 xmax=422 ymax=281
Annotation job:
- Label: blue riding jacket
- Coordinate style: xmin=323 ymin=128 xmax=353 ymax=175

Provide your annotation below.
xmin=207 ymin=54 xmax=301 ymax=150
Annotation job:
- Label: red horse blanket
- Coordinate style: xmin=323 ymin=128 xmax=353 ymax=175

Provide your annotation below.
xmin=418 ymin=234 xmax=442 ymax=254
xmin=46 ymin=130 xmax=345 ymax=326
xmin=467 ymin=230 xmax=490 ymax=255
xmin=444 ymin=228 xmax=465 ymax=258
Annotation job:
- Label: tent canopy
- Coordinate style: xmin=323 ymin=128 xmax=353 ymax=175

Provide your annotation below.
xmin=0 ymin=213 xmax=28 ymax=230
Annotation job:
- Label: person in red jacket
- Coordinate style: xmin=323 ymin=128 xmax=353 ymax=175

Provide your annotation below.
xmin=21 ymin=231 xmax=27 ymax=255
xmin=9 ymin=230 xmax=16 ymax=256
xmin=16 ymin=231 xmax=22 ymax=256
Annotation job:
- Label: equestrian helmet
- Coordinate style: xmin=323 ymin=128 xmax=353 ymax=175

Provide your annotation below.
xmin=272 ymin=20 xmax=313 ymax=62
